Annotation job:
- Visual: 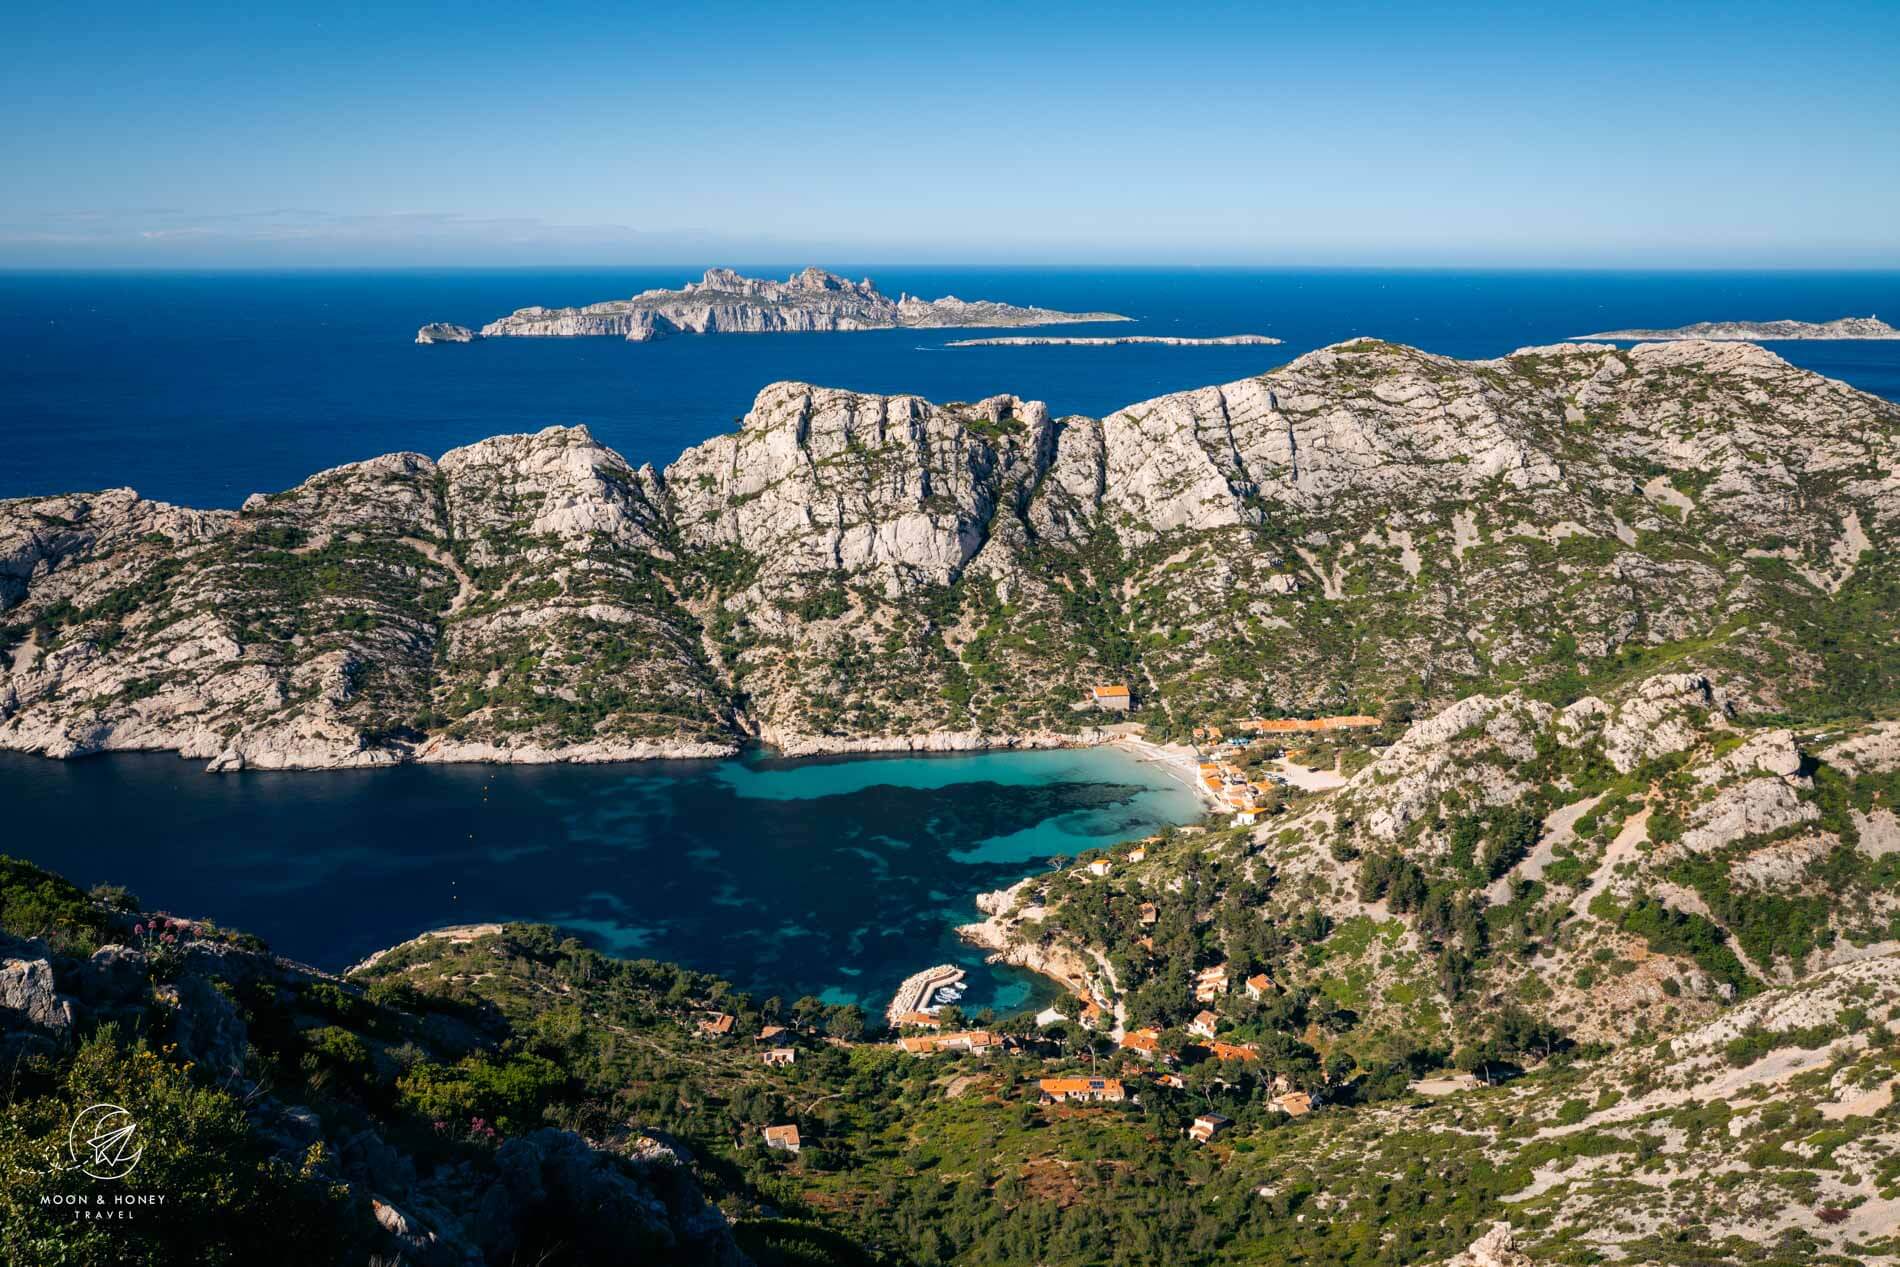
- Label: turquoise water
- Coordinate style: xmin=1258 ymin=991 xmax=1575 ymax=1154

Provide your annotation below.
xmin=0 ymin=746 xmax=1200 ymax=1015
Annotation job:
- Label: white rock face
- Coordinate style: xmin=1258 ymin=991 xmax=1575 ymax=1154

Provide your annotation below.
xmin=1443 ymin=1223 xmax=1533 ymax=1267
xmin=1676 ymin=777 xmax=1819 ymax=856
xmin=666 ymin=385 xmax=1049 ymax=583
xmin=1601 ymin=674 xmax=1726 ymax=773
xmin=471 ymin=267 xmax=1128 ymax=341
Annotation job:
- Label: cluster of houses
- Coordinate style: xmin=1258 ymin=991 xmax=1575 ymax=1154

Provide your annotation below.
xmin=1196 ymin=715 xmax=1381 ymax=741
xmin=896 ymin=1028 xmax=1007 ymax=1056
xmin=1192 ymin=751 xmax=1285 ymax=825
xmin=1112 ymin=964 xmax=1318 ymax=1127
xmin=744 ymin=985 xmax=1320 ymax=1161
xmin=1192 ymin=715 xmax=1379 ymax=822
xmin=874 ymin=954 xmax=1319 ymax=1143
xmin=1076 ymin=842 xmax=1145 ymax=884
xmin=699 ymin=1012 xmax=801 ymax=1068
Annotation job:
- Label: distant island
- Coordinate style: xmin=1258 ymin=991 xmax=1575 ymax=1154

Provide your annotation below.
xmin=1575 ymin=314 xmax=1899 ymax=341
xmin=944 ymin=333 xmax=1282 ymax=347
xmin=418 ymin=266 xmax=1129 ymax=344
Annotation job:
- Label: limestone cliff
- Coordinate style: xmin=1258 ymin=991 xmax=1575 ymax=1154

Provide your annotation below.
xmin=3 ymin=339 xmax=1896 ymax=769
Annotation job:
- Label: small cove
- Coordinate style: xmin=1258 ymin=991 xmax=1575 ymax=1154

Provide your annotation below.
xmin=0 ymin=744 xmax=1202 ymax=1015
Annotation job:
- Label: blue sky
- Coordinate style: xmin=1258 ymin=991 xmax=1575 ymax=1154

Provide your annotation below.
xmin=5 ymin=1 xmax=1898 ymax=267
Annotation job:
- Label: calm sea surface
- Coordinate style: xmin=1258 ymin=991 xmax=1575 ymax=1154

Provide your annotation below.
xmin=4 ymin=267 xmax=1897 ymax=508
xmin=3 ymin=267 xmax=1897 ymax=1009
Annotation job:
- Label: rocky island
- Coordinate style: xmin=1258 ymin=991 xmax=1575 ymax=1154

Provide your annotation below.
xmin=421 ymin=266 xmax=1129 ymax=342
xmin=413 ymin=322 xmax=476 ymax=344
xmin=1576 ymin=314 xmax=1900 ymax=340
xmin=3 ymin=338 xmax=1895 ymax=772
xmin=944 ymin=333 xmax=1282 ymax=347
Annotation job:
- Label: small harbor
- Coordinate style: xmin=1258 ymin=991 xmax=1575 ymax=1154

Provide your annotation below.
xmin=885 ymin=963 xmax=967 ymax=1026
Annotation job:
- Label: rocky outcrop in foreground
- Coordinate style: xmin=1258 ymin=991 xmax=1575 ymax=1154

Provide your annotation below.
xmin=0 ymin=894 xmax=747 ymax=1266
xmin=1576 ymin=314 xmax=1900 ymax=340
xmin=3 ymin=338 xmax=1896 ymax=769
xmin=453 ymin=266 xmax=1128 ymax=342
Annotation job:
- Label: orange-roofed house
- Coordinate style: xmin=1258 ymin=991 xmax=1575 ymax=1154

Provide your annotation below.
xmin=756 ymin=1024 xmax=789 ymax=1042
xmin=1038 ymin=1076 xmax=1126 ymax=1104
xmin=698 ymin=1013 xmax=735 ymax=1037
xmin=898 ymin=1030 xmax=1003 ymax=1056
xmin=1209 ymin=1041 xmax=1260 ymax=1063
xmin=1244 ymin=715 xmax=1381 ymax=734
xmin=1274 ymin=1091 xmax=1315 ymax=1116
xmin=1245 ymin=973 xmax=1276 ymax=1000
xmin=763 ymin=1124 xmax=801 ymax=1153
xmin=895 ymin=1011 xmax=943 ymax=1029
xmin=1138 ymin=901 xmax=1158 ymax=925
xmin=1193 ymin=964 xmax=1230 ymax=1003
xmin=1119 ymin=1028 xmax=1161 ymax=1058
xmin=1189 ymin=1010 xmax=1219 ymax=1039
xmin=1089 ymin=684 xmax=1132 ymax=712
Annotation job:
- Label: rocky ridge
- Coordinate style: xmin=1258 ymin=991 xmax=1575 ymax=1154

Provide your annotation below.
xmin=456 ymin=266 xmax=1128 ymax=342
xmin=1576 ymin=315 xmax=1900 ymax=341
xmin=3 ymin=338 xmax=1897 ymax=770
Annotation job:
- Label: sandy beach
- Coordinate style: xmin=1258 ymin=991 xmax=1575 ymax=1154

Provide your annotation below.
xmin=1114 ymin=736 xmax=1223 ymax=807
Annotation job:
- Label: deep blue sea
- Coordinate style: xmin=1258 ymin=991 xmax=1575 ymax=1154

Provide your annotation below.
xmin=4 ymin=267 xmax=1898 ymax=1013
xmin=3 ymin=267 xmax=1897 ymax=508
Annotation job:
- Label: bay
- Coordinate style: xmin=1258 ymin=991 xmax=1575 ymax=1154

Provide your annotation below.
xmin=0 ymin=746 xmax=1202 ymax=1015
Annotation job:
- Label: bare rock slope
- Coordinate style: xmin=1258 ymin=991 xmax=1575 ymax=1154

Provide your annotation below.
xmin=3 ymin=338 xmax=1897 ymax=769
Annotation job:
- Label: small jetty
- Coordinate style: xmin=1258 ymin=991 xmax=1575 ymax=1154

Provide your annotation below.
xmin=886 ymin=964 xmax=966 ymax=1027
